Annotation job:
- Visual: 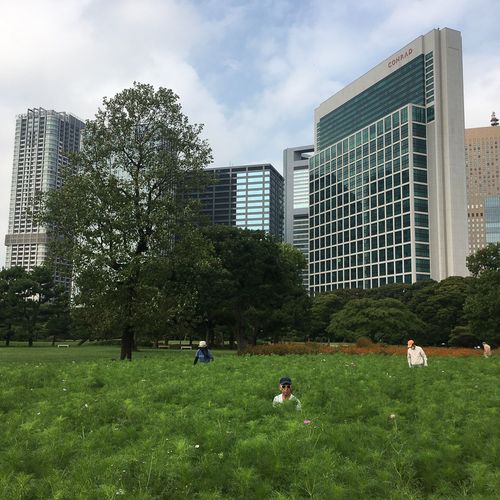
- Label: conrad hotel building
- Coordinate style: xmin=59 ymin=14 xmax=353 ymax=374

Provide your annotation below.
xmin=309 ymin=28 xmax=468 ymax=293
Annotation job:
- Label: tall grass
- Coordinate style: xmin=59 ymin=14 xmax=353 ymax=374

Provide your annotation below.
xmin=0 ymin=349 xmax=497 ymax=498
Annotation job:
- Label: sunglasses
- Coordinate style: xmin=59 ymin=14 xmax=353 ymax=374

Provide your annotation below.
xmin=281 ymin=384 xmax=291 ymax=388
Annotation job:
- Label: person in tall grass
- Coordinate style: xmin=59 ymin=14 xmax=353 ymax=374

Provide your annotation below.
xmin=193 ymin=341 xmax=214 ymax=365
xmin=407 ymin=339 xmax=428 ymax=368
xmin=273 ymin=377 xmax=301 ymax=410
xmin=482 ymin=342 xmax=492 ymax=358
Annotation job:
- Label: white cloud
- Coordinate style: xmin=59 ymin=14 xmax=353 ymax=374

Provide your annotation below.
xmin=1 ymin=0 xmax=500 ymax=266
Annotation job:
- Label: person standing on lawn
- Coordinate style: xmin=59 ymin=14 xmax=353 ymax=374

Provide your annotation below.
xmin=407 ymin=339 xmax=428 ymax=368
xmin=193 ymin=341 xmax=214 ymax=365
xmin=273 ymin=376 xmax=301 ymax=410
xmin=482 ymin=342 xmax=492 ymax=358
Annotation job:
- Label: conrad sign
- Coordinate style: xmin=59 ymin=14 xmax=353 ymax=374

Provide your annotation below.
xmin=388 ymin=48 xmax=414 ymax=68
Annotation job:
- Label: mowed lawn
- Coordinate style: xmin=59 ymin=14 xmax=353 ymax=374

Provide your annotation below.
xmin=0 ymin=346 xmax=498 ymax=499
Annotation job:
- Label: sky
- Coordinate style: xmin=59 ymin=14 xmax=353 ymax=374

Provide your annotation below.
xmin=1 ymin=0 xmax=500 ymax=267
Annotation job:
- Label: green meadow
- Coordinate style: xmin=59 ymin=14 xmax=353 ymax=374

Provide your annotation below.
xmin=0 ymin=347 xmax=498 ymax=499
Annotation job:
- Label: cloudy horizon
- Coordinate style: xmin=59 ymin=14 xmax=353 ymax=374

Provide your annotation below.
xmin=1 ymin=0 xmax=500 ymax=266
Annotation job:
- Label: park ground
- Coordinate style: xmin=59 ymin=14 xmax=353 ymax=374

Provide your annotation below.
xmin=0 ymin=344 xmax=498 ymax=499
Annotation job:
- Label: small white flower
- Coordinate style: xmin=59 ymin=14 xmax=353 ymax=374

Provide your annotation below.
xmin=36 ymin=412 xmax=41 ymax=415
xmin=194 ymin=444 xmax=200 ymax=449
xmin=390 ymin=414 xmax=396 ymax=419
xmin=218 ymin=452 xmax=224 ymax=459
xmin=116 ymin=489 xmax=125 ymax=495
xmin=62 ymin=388 xmax=67 ymax=391
xmin=84 ymin=403 xmax=89 ymax=408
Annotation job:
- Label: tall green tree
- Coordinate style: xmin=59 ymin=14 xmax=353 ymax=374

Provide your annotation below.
xmin=9 ymin=267 xmax=60 ymax=346
xmin=464 ymin=243 xmax=500 ymax=346
xmin=464 ymin=270 xmax=500 ymax=346
xmin=0 ymin=267 xmax=26 ymax=345
xmin=41 ymin=83 xmax=212 ymax=360
xmin=466 ymin=243 xmax=500 ymax=277
xmin=200 ymin=226 xmax=308 ymax=350
xmin=407 ymin=276 xmax=471 ymax=345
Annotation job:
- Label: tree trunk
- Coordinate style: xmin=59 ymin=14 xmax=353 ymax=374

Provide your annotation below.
xmin=120 ymin=327 xmax=133 ymax=360
xmin=51 ymin=335 xmax=56 ymax=347
xmin=28 ymin=337 xmax=33 ymax=347
xmin=120 ymin=275 xmax=137 ymax=360
xmin=251 ymin=328 xmax=258 ymax=346
xmin=235 ymin=314 xmax=247 ymax=352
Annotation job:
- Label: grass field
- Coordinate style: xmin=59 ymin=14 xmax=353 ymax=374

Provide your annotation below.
xmin=0 ymin=346 xmax=498 ymax=499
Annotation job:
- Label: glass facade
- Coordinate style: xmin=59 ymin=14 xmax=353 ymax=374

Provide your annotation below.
xmin=485 ymin=196 xmax=500 ymax=244
xmin=194 ymin=164 xmax=284 ymax=240
xmin=309 ymin=104 xmax=430 ymax=293
xmin=317 ymin=55 xmax=425 ymax=150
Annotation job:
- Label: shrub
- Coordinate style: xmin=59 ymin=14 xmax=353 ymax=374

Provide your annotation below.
xmin=356 ymin=336 xmax=374 ymax=347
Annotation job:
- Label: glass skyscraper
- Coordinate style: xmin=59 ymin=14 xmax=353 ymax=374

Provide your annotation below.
xmin=193 ymin=164 xmax=284 ymax=240
xmin=4 ymin=108 xmax=84 ymax=286
xmin=309 ymin=28 xmax=468 ymax=293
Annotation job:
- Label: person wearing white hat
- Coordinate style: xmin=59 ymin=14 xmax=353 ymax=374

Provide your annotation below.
xmin=193 ymin=340 xmax=214 ymax=365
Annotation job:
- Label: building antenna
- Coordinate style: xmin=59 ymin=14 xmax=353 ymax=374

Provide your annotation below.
xmin=491 ymin=111 xmax=499 ymax=126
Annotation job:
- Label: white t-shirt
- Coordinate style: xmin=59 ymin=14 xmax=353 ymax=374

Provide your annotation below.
xmin=273 ymin=393 xmax=301 ymax=410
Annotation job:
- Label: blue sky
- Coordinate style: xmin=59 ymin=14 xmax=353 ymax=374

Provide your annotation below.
xmin=1 ymin=0 xmax=500 ymax=265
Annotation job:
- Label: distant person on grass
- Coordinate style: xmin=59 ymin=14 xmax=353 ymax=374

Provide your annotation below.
xmin=407 ymin=339 xmax=428 ymax=368
xmin=193 ymin=341 xmax=214 ymax=365
xmin=482 ymin=342 xmax=492 ymax=358
xmin=273 ymin=376 xmax=301 ymax=410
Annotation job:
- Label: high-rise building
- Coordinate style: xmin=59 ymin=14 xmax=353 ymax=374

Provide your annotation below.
xmin=192 ymin=164 xmax=284 ymax=240
xmin=283 ymin=145 xmax=314 ymax=285
xmin=4 ymin=108 xmax=84 ymax=285
xmin=309 ymin=28 xmax=468 ymax=294
xmin=464 ymin=118 xmax=500 ymax=253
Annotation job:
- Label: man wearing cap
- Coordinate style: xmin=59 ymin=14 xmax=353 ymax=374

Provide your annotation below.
xmin=273 ymin=377 xmax=301 ymax=410
xmin=407 ymin=339 xmax=428 ymax=368
xmin=193 ymin=341 xmax=214 ymax=365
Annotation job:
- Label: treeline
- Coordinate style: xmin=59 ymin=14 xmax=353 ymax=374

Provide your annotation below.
xmin=2 ymin=243 xmax=498 ymax=350
xmin=0 ymin=227 xmax=309 ymax=349
xmin=0 ymin=267 xmax=70 ymax=346
xmin=311 ymin=243 xmax=500 ymax=347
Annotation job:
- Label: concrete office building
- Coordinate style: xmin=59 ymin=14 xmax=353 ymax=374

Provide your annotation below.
xmin=309 ymin=28 xmax=468 ymax=294
xmin=5 ymin=108 xmax=84 ymax=286
xmin=284 ymin=145 xmax=314 ymax=285
xmin=193 ymin=164 xmax=284 ymax=240
xmin=465 ymin=117 xmax=500 ymax=253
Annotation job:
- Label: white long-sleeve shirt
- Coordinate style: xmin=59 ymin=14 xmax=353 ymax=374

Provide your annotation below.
xmin=273 ymin=393 xmax=301 ymax=410
xmin=407 ymin=346 xmax=428 ymax=367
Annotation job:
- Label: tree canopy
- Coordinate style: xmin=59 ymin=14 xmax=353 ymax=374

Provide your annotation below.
xmin=327 ymin=297 xmax=426 ymax=344
xmin=41 ymin=83 xmax=213 ymax=359
xmin=466 ymin=243 xmax=500 ymax=277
